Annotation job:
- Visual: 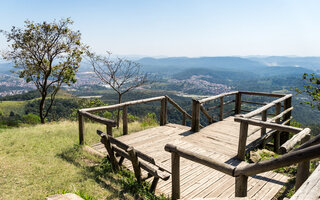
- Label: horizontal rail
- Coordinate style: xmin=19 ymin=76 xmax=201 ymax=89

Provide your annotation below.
xmin=240 ymin=100 xmax=267 ymax=106
xmin=81 ymin=96 xmax=166 ymax=112
xmin=198 ymin=91 xmax=238 ymax=104
xmin=207 ymin=100 xmax=235 ymax=111
xmin=239 ymin=91 xmax=285 ymax=98
xmin=234 ymin=117 xmax=302 ymax=133
xmin=234 ymin=143 xmax=320 ymax=176
xmin=279 ymin=128 xmax=311 ymax=154
xmin=165 ymin=144 xmax=235 ymax=176
xmin=80 ymin=111 xmax=117 ymax=126
xmin=242 ymin=94 xmax=292 ymax=118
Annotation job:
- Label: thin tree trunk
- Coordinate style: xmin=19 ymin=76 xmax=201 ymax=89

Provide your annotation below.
xmin=116 ymin=94 xmax=122 ymax=128
xmin=39 ymin=94 xmax=46 ymax=124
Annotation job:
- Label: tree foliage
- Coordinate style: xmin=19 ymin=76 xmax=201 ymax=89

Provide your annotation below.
xmin=296 ymin=73 xmax=320 ymax=110
xmin=1 ymin=18 xmax=86 ymax=123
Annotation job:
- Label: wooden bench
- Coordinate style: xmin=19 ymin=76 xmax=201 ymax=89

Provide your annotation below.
xmin=97 ymin=130 xmax=170 ymax=192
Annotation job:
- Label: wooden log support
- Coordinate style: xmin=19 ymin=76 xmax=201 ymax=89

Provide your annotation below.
xmin=234 ymin=143 xmax=320 ymax=177
xmin=182 ymin=113 xmax=186 ymax=125
xmin=261 ymin=110 xmax=267 ymax=136
xmin=235 ymin=175 xmax=248 ymax=197
xmin=128 ymin=147 xmax=141 ymax=183
xmin=281 ymin=97 xmax=292 ymax=144
xmin=171 ymin=152 xmax=180 ymax=200
xmin=235 ymin=92 xmax=241 ymax=114
xmin=78 ymin=111 xmax=84 ymax=145
xmin=150 ymin=177 xmax=159 ymax=193
xmin=107 ymin=125 xmax=113 ymax=136
xmin=295 ymin=135 xmax=311 ymax=191
xmin=191 ymin=99 xmax=201 ymax=132
xmin=122 ymin=105 xmax=128 ymax=135
xmin=274 ymin=102 xmax=281 ymax=153
xmin=219 ymin=96 xmax=224 ymax=121
xmin=160 ymin=98 xmax=167 ymax=126
xmin=101 ymin=134 xmax=119 ymax=171
xmin=279 ymin=128 xmax=311 ymax=154
xmin=237 ymin=121 xmax=249 ymax=161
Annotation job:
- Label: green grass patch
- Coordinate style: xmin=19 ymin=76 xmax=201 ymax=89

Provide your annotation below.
xmin=0 ymin=120 xmax=162 ymax=200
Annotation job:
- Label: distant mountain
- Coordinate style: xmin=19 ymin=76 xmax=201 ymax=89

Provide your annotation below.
xmin=247 ymin=56 xmax=320 ymax=71
xmin=137 ymin=57 xmax=266 ymax=73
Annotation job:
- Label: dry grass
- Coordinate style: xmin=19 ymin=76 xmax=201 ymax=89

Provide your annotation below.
xmin=0 ymin=120 xmax=158 ymax=200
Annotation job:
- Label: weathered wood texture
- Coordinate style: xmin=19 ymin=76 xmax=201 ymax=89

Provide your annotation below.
xmin=92 ymin=117 xmax=288 ymax=199
xmin=290 ymin=164 xmax=320 ymax=200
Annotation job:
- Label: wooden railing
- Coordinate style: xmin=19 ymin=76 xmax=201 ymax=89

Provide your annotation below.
xmin=78 ymin=96 xmax=192 ymax=144
xmin=191 ymin=91 xmax=292 ymax=133
xmin=234 ymin=93 xmax=293 ymax=160
xmin=192 ymin=91 xmax=239 ymax=132
xmin=165 ymin=133 xmax=320 ymax=199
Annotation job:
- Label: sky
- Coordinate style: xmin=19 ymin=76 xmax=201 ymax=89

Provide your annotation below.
xmin=1 ymin=0 xmax=320 ymax=57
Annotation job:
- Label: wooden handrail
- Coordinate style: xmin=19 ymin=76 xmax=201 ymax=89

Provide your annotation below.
xmin=198 ymin=91 xmax=238 ymax=104
xmin=234 ymin=143 xmax=320 ymax=176
xmin=239 ymin=91 xmax=285 ymax=97
xmin=80 ymin=111 xmax=117 ymax=126
xmin=164 ymin=144 xmax=235 ymax=176
xmin=279 ymin=128 xmax=311 ymax=154
xmin=242 ymin=94 xmax=292 ymax=118
xmin=81 ymin=96 xmax=166 ymax=113
xmin=234 ymin=117 xmax=302 ymax=133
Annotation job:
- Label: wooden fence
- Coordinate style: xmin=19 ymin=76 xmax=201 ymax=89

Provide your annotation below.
xmin=165 ymin=133 xmax=320 ymax=199
xmin=78 ymin=96 xmax=192 ymax=144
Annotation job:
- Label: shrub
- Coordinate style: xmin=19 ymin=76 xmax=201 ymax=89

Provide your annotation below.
xmin=22 ymin=113 xmax=41 ymax=124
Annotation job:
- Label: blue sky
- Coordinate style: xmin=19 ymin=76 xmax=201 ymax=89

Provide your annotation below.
xmin=1 ymin=0 xmax=320 ymax=57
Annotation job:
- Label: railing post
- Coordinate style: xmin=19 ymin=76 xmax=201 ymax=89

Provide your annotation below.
xmin=219 ymin=96 xmax=224 ymax=121
xmin=191 ymin=99 xmax=200 ymax=132
xmin=235 ymin=92 xmax=241 ymax=114
xmin=237 ymin=121 xmax=249 ymax=161
xmin=261 ymin=110 xmax=267 ymax=136
xmin=172 ymin=152 xmax=180 ymax=200
xmin=122 ymin=105 xmax=128 ymax=135
xmin=107 ymin=125 xmax=113 ymax=136
xmin=182 ymin=113 xmax=186 ymax=126
xmin=295 ymin=135 xmax=311 ymax=191
xmin=78 ymin=111 xmax=84 ymax=145
xmin=160 ymin=98 xmax=167 ymax=126
xmin=235 ymin=175 xmax=248 ymax=197
xmin=274 ymin=102 xmax=281 ymax=153
xmin=281 ymin=97 xmax=292 ymax=144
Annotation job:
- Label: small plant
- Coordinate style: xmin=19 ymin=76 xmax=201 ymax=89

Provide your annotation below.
xmin=141 ymin=112 xmax=158 ymax=127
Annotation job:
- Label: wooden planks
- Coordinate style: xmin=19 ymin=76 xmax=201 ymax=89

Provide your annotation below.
xmin=91 ymin=117 xmax=289 ymax=199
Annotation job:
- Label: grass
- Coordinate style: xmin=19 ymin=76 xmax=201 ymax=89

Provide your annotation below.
xmin=0 ymin=120 xmax=162 ymax=200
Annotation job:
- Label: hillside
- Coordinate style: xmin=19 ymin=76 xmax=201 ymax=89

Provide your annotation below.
xmin=0 ymin=120 xmax=162 ymax=200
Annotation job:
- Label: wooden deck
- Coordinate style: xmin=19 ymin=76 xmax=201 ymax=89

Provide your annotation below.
xmin=91 ymin=116 xmax=289 ymax=199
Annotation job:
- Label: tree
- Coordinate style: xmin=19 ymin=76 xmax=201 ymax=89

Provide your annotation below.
xmin=87 ymin=51 xmax=148 ymax=127
xmin=1 ymin=18 xmax=86 ymax=123
xmin=296 ymin=73 xmax=320 ymax=110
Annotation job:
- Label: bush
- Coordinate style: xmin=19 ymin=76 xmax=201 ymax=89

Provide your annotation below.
xmin=141 ymin=112 xmax=158 ymax=127
xmin=22 ymin=113 xmax=41 ymax=124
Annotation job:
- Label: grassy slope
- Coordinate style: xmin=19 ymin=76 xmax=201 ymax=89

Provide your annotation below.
xmin=0 ymin=121 xmax=158 ymax=200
